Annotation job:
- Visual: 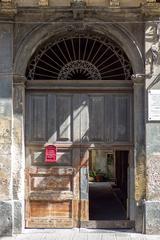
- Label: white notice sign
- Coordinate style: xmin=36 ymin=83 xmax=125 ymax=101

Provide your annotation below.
xmin=148 ymin=90 xmax=160 ymax=121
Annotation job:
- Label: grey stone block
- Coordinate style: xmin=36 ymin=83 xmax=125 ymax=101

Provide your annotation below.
xmin=0 ymin=75 xmax=12 ymax=99
xmin=0 ymin=24 xmax=13 ymax=74
xmin=0 ymin=201 xmax=12 ymax=236
xmin=0 ymin=155 xmax=11 ymax=200
xmin=13 ymin=201 xmax=22 ymax=234
xmin=144 ymin=201 xmax=160 ymax=234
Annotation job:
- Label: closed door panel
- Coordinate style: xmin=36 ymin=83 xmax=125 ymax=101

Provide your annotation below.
xmin=25 ymin=148 xmax=80 ymax=228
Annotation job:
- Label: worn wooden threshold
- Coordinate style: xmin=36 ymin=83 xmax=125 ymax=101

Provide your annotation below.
xmin=81 ymin=220 xmax=135 ymax=229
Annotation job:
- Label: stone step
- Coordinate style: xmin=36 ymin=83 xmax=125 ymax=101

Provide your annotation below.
xmin=81 ymin=220 xmax=135 ymax=229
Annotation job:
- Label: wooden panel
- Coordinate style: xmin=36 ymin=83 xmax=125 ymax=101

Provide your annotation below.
xmin=105 ymin=94 xmax=113 ymax=143
xmin=47 ymin=94 xmax=56 ymax=142
xmin=31 ymin=175 xmax=72 ymax=191
xmin=89 ymin=95 xmax=104 ymax=141
xmin=30 ymin=201 xmax=72 ymax=218
xmin=80 ymin=94 xmax=89 ymax=142
xmin=73 ymin=94 xmax=81 ymax=142
xmin=27 ymin=219 xmax=73 ymax=228
xmin=114 ymin=95 xmax=131 ymax=142
xmin=30 ymin=148 xmax=72 ymax=166
xmin=56 ymin=95 xmax=72 ymax=141
xmin=29 ymin=166 xmax=74 ymax=175
xmin=57 ymin=149 xmax=72 ymax=166
xmin=31 ymin=94 xmax=47 ymax=141
xmin=25 ymin=94 xmax=30 ymax=142
xmin=80 ymin=149 xmax=89 ymax=222
xmin=29 ymin=191 xmax=73 ymax=201
xmin=80 ymin=200 xmax=89 ymax=221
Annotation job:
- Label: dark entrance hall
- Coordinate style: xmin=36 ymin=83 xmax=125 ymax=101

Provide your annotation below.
xmin=89 ymin=182 xmax=126 ymax=220
xmin=89 ymin=150 xmax=129 ymax=222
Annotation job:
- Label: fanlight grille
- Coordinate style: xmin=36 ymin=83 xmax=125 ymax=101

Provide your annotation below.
xmin=26 ymin=35 xmax=133 ymax=80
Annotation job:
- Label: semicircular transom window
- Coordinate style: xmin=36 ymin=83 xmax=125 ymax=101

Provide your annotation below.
xmin=26 ymin=35 xmax=133 ymax=80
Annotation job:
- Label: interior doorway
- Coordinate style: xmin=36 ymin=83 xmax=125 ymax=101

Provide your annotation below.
xmin=89 ymin=149 xmax=129 ymax=221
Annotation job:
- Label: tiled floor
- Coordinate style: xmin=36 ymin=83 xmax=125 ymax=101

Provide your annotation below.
xmin=1 ymin=230 xmax=160 ymax=240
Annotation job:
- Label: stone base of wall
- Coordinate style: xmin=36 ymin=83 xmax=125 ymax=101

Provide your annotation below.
xmin=0 ymin=201 xmax=12 ymax=236
xmin=13 ymin=201 xmax=22 ymax=234
xmin=144 ymin=201 xmax=160 ymax=234
xmin=0 ymin=200 xmax=23 ymax=236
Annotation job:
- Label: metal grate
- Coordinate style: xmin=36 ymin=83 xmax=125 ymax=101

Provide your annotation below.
xmin=26 ymin=35 xmax=133 ymax=80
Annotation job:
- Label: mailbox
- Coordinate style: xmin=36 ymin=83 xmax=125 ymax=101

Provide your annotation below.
xmin=45 ymin=145 xmax=57 ymax=163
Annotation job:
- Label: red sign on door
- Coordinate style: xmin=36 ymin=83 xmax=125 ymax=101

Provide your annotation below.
xmin=45 ymin=145 xmax=57 ymax=163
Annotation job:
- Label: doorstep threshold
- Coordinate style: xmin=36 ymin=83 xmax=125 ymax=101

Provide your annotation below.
xmin=81 ymin=220 xmax=135 ymax=229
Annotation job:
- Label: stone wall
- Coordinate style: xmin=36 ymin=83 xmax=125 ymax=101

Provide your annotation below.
xmin=0 ymin=0 xmax=160 ymax=236
xmin=13 ymin=0 xmax=141 ymax=7
xmin=144 ymin=21 xmax=160 ymax=234
xmin=0 ymin=23 xmax=13 ymax=236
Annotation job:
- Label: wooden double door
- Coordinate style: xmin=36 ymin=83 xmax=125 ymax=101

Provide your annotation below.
xmin=25 ymin=90 xmax=132 ymax=228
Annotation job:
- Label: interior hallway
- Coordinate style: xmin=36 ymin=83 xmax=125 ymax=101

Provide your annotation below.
xmin=89 ymin=182 xmax=126 ymax=220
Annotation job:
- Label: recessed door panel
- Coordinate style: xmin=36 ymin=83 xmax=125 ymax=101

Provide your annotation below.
xmin=25 ymin=90 xmax=132 ymax=228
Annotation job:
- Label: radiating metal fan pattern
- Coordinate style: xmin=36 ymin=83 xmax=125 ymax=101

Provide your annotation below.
xmin=26 ymin=35 xmax=133 ymax=80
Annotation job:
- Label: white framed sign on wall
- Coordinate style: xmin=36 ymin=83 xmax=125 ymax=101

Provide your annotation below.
xmin=148 ymin=89 xmax=160 ymax=121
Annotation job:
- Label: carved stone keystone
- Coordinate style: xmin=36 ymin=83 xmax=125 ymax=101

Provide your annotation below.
xmin=70 ymin=0 xmax=86 ymax=8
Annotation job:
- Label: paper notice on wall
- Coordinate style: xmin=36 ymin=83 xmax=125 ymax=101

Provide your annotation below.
xmin=148 ymin=90 xmax=160 ymax=121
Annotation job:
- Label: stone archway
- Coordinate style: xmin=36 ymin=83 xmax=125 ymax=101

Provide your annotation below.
xmin=14 ymin=22 xmax=144 ymax=77
xmin=13 ymin=21 xmax=145 ymax=232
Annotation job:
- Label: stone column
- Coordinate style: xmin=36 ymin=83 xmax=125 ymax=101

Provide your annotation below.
xmin=12 ymin=75 xmax=26 ymax=234
xmin=132 ymin=74 xmax=146 ymax=233
xmin=0 ymin=23 xmax=13 ymax=236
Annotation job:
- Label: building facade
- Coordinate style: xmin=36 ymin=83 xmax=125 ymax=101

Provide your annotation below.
xmin=0 ymin=0 xmax=160 ymax=236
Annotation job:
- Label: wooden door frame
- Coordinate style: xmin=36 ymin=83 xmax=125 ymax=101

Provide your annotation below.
xmin=80 ymin=145 xmax=135 ymax=229
xmin=24 ymin=79 xmax=134 ymax=229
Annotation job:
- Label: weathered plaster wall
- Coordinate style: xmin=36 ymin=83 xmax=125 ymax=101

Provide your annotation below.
xmin=132 ymin=74 xmax=146 ymax=233
xmin=145 ymin=21 xmax=160 ymax=234
xmin=0 ymin=23 xmax=13 ymax=236
xmin=12 ymin=76 xmax=25 ymax=234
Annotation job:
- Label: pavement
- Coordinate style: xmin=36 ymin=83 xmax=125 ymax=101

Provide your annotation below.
xmin=1 ymin=229 xmax=160 ymax=240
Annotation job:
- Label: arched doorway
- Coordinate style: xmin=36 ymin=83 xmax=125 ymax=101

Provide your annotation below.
xmin=24 ymin=33 xmax=134 ymax=229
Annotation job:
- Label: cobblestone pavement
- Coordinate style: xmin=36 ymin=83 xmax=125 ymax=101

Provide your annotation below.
xmin=1 ymin=229 xmax=160 ymax=240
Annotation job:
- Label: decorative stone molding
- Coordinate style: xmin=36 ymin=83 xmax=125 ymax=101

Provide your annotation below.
xmin=13 ymin=75 xmax=27 ymax=87
xmin=1 ymin=0 xmax=12 ymax=6
xmin=143 ymin=0 xmax=160 ymax=8
xmin=109 ymin=0 xmax=120 ymax=8
xmin=38 ymin=0 xmax=48 ymax=7
xmin=0 ymin=0 xmax=17 ymax=15
xmin=151 ymin=22 xmax=160 ymax=63
xmin=131 ymin=74 xmax=145 ymax=84
xmin=70 ymin=0 xmax=86 ymax=19
xmin=70 ymin=0 xmax=86 ymax=8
